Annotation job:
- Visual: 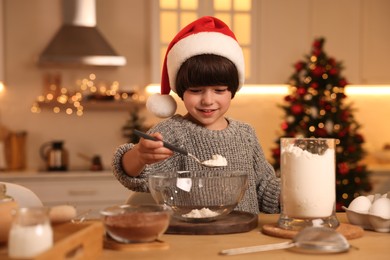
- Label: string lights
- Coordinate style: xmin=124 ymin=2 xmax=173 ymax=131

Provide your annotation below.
xmin=31 ymin=73 xmax=138 ymax=116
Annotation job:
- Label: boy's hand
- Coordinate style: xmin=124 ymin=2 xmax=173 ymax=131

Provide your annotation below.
xmin=136 ymin=132 xmax=174 ymax=165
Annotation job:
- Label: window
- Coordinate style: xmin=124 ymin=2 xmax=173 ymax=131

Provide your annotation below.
xmin=150 ymin=0 xmax=254 ymax=84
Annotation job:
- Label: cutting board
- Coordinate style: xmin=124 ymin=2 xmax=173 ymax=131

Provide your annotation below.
xmin=262 ymin=222 xmax=364 ymax=240
xmin=166 ymin=211 xmax=258 ymax=235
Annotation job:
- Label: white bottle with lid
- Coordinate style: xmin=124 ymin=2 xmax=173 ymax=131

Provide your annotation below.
xmin=8 ymin=207 xmax=53 ymax=258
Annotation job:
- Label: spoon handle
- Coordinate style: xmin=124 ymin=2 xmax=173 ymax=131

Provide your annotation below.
xmin=133 ymin=129 xmax=189 ymax=156
xmin=220 ymin=241 xmax=294 ymax=256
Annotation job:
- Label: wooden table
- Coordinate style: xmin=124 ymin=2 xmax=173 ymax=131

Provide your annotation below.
xmin=99 ymin=213 xmax=390 ymax=260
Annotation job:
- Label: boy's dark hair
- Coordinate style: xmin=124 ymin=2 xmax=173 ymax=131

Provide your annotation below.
xmin=175 ymin=54 xmax=240 ymax=99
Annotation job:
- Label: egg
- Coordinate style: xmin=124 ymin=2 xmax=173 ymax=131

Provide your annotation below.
xmin=368 ymin=197 xmax=390 ymax=219
xmin=366 ymin=193 xmax=381 ymax=203
xmin=348 ymin=196 xmax=372 ymax=213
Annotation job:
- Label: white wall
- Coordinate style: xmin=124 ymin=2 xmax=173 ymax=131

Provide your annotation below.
xmin=0 ymin=0 xmax=389 ymax=171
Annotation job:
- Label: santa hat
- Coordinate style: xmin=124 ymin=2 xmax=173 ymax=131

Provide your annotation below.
xmin=146 ymin=16 xmax=245 ymax=118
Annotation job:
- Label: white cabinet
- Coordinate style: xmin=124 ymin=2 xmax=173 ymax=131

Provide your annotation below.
xmin=0 ymin=171 xmax=132 ymax=218
xmin=361 ymin=0 xmax=390 ymax=84
xmin=369 ymin=165 xmax=390 ymax=195
xmin=254 ymin=0 xmax=390 ymax=84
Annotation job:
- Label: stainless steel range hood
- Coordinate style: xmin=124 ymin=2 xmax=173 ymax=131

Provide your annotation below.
xmin=38 ymin=0 xmax=126 ymax=67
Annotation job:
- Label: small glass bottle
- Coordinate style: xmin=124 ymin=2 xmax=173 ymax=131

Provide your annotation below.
xmin=8 ymin=207 xmax=53 ymax=258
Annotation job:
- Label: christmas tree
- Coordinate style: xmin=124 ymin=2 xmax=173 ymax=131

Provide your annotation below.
xmin=271 ymin=37 xmax=372 ymax=210
xmin=122 ymin=107 xmax=149 ymax=143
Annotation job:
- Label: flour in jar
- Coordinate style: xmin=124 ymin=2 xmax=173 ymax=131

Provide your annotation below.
xmin=281 ymin=143 xmax=335 ymax=218
xmin=8 ymin=223 xmax=53 ymax=258
xmin=182 ymin=208 xmax=220 ymax=218
xmin=202 ymin=154 xmax=227 ymax=167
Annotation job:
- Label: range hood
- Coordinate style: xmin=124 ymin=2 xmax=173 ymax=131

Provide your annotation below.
xmin=38 ymin=0 xmax=126 ymax=67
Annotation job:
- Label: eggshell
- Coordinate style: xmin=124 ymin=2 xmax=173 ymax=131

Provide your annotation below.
xmin=366 ymin=194 xmax=375 ymax=203
xmin=348 ymin=196 xmax=372 ymax=213
xmin=369 ymin=197 xmax=390 ymax=219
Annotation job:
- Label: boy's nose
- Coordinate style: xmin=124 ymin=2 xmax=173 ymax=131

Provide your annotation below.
xmin=201 ymin=91 xmax=214 ymax=105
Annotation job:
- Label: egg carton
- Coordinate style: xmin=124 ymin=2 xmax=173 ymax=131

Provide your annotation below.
xmin=342 ymin=192 xmax=390 ymax=232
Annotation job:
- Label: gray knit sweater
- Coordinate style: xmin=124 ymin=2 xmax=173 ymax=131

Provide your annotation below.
xmin=112 ymin=115 xmax=280 ymax=214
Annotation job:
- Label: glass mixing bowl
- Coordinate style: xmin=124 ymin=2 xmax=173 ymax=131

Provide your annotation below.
xmin=148 ymin=170 xmax=248 ymax=222
xmin=100 ymin=204 xmax=171 ymax=243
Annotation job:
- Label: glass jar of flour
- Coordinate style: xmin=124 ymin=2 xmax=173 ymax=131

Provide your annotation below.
xmin=8 ymin=207 xmax=53 ymax=258
xmin=278 ymin=138 xmax=339 ymax=230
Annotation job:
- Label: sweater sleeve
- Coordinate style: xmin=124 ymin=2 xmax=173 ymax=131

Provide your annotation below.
xmin=250 ymin=128 xmax=281 ymax=213
xmin=111 ymin=118 xmax=184 ymax=193
xmin=257 ymin=164 xmax=281 ymax=213
xmin=111 ymin=143 xmax=150 ymax=192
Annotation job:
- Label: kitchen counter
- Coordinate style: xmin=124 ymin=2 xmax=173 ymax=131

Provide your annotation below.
xmin=0 ymin=170 xmax=131 ymax=218
xmin=99 ymin=213 xmax=389 ymax=260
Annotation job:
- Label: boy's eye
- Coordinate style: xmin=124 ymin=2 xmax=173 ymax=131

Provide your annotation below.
xmin=188 ymin=88 xmax=202 ymax=93
xmin=215 ymin=88 xmax=228 ymax=93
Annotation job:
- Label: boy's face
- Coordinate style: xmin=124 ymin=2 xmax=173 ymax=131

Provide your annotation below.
xmin=182 ymin=85 xmax=232 ymax=130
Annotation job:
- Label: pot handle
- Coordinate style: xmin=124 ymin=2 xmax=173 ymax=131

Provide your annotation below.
xmin=39 ymin=142 xmax=53 ymax=160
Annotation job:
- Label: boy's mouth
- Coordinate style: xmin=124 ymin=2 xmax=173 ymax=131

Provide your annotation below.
xmin=198 ymin=108 xmax=217 ymax=114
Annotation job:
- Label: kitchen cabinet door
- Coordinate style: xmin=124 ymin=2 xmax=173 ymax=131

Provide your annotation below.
xmin=310 ymin=0 xmax=361 ymax=84
xmin=256 ymin=0 xmax=361 ymax=84
xmin=361 ymin=0 xmax=390 ymax=84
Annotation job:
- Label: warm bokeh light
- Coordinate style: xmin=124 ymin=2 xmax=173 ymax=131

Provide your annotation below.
xmin=0 ymin=81 xmax=5 ymax=94
xmin=345 ymin=85 xmax=390 ymax=95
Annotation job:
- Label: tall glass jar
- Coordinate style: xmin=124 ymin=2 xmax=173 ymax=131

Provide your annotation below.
xmin=278 ymin=138 xmax=339 ymax=230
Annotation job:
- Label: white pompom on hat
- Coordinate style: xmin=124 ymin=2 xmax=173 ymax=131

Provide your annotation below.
xmin=146 ymin=16 xmax=245 ymax=118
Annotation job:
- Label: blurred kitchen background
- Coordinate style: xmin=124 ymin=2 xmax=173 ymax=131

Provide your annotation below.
xmin=0 ymin=0 xmax=389 ymax=173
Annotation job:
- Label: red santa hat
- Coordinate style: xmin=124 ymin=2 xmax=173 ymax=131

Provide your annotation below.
xmin=146 ymin=16 xmax=245 ymax=118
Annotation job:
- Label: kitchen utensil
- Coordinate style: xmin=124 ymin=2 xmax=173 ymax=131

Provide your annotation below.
xmin=78 ymin=153 xmax=103 ymax=171
xmin=40 ymin=140 xmax=69 ymax=171
xmin=148 ymin=170 xmax=248 ymax=222
xmin=133 ymin=129 xmax=223 ymax=167
xmin=220 ymin=226 xmax=351 ymax=255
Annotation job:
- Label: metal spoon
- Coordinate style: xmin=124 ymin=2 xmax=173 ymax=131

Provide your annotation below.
xmin=133 ymin=130 xmax=224 ymax=167
xmin=220 ymin=227 xmax=352 ymax=255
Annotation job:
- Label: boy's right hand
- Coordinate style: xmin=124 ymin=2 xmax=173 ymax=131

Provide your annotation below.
xmin=135 ymin=132 xmax=174 ymax=165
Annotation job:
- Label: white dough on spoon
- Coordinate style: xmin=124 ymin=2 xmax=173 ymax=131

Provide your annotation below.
xmin=202 ymin=154 xmax=227 ymax=167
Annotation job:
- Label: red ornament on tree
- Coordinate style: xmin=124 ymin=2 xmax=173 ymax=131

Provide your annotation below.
xmin=297 ymin=87 xmax=306 ymax=96
xmin=339 ymin=78 xmax=348 ymax=87
xmin=312 ymin=66 xmax=324 ymax=77
xmin=291 ymin=104 xmax=304 ymax=115
xmin=310 ymin=82 xmax=319 ymax=89
xmin=328 ymin=68 xmax=338 ymax=76
xmin=281 ymin=121 xmax=289 ymax=130
xmin=338 ymin=162 xmax=350 ymax=175
xmin=295 ymin=61 xmax=305 ymax=71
